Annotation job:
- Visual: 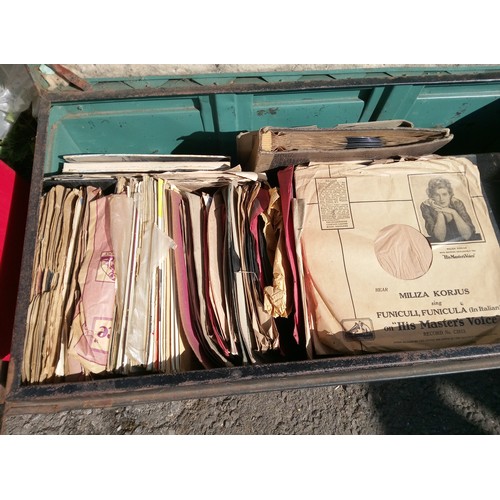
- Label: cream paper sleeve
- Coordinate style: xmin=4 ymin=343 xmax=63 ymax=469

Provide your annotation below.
xmin=294 ymin=156 xmax=500 ymax=355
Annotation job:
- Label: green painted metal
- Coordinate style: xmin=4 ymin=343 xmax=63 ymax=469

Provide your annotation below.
xmin=42 ymin=66 xmax=500 ymax=175
xmin=81 ymin=65 xmax=500 ymax=90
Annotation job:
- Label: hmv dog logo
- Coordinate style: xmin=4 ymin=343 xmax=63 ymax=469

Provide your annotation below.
xmin=342 ymin=318 xmax=375 ymax=341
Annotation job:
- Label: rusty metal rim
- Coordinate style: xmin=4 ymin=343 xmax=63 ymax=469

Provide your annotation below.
xmin=5 ymin=96 xmax=50 ymax=395
xmin=5 ymin=343 xmax=500 ymax=417
xmin=41 ymin=71 xmax=500 ymax=103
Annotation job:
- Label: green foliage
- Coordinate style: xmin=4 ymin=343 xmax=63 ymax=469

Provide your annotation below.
xmin=0 ymin=107 xmax=37 ymax=180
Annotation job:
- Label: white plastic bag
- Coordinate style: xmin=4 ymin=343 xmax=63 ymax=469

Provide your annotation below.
xmin=0 ymin=65 xmax=36 ymax=141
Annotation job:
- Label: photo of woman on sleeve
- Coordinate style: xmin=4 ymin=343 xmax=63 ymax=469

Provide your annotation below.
xmin=420 ymin=176 xmax=479 ymax=243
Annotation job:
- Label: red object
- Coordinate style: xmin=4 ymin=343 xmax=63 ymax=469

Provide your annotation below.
xmin=0 ymin=160 xmax=30 ymax=360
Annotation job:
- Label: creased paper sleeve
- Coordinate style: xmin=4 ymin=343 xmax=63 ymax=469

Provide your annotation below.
xmin=294 ymin=156 xmax=500 ymax=355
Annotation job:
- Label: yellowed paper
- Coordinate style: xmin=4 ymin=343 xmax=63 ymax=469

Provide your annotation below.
xmin=240 ymin=183 xmax=279 ymax=353
xmin=206 ymin=189 xmax=236 ymax=356
xmin=295 ymin=156 xmax=500 ymax=355
xmin=68 ymin=192 xmax=116 ymax=373
xmin=261 ymin=187 xmax=293 ymax=318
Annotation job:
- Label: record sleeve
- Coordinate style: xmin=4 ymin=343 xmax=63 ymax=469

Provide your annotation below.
xmin=294 ymin=155 xmax=500 ymax=355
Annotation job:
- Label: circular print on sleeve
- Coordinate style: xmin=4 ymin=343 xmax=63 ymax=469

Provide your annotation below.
xmin=374 ymin=224 xmax=433 ymax=280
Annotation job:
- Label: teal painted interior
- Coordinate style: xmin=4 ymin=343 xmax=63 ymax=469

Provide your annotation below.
xmin=43 ymin=67 xmax=500 ymax=175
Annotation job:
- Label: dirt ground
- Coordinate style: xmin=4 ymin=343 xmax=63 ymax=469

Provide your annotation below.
xmin=3 ymin=367 xmax=500 ymax=434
